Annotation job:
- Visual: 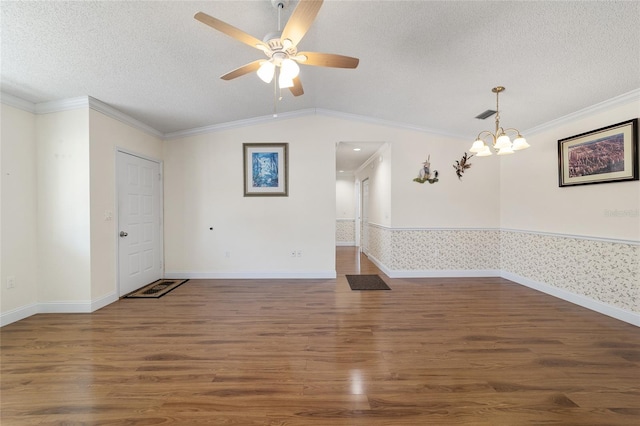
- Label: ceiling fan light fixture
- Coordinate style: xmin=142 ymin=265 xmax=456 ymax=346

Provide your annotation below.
xmin=278 ymin=73 xmax=294 ymax=89
xmin=257 ymin=60 xmax=276 ymax=83
xmin=280 ymin=58 xmax=300 ymax=79
xmin=282 ymin=38 xmax=294 ymax=49
xmin=195 ymin=0 xmax=359 ymax=99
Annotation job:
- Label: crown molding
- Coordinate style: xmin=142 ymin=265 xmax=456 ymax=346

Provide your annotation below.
xmin=35 ymin=96 xmax=89 ymax=114
xmin=87 ymin=97 xmax=164 ymax=138
xmin=5 ymin=89 xmax=638 ymax=142
xmin=524 ymin=88 xmax=640 ymax=136
xmin=164 ymin=108 xmax=468 ymax=140
xmin=315 ymin=108 xmax=467 ymax=140
xmin=0 ymin=92 xmax=36 ymax=113
xmin=0 ymin=93 xmax=163 ymax=138
xmin=163 ymin=108 xmax=318 ymax=139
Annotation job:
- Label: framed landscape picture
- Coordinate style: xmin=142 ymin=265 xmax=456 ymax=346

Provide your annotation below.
xmin=558 ymin=119 xmax=638 ymax=187
xmin=243 ymin=143 xmax=289 ymax=196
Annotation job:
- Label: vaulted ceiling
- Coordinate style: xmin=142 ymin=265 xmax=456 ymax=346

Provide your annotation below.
xmin=2 ymin=0 xmax=639 ymax=141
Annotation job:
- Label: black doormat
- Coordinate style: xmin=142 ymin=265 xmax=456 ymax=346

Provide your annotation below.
xmin=124 ymin=279 xmax=189 ymax=299
xmin=346 ymin=274 xmax=391 ymax=290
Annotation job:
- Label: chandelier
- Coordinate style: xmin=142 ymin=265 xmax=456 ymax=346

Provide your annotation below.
xmin=469 ymin=86 xmax=530 ymax=156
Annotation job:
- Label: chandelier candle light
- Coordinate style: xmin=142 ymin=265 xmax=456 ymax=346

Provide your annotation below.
xmin=469 ymin=86 xmax=530 ymax=156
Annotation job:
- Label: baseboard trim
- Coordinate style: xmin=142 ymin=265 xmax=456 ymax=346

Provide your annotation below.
xmin=388 ymin=269 xmax=501 ymax=278
xmin=365 ymin=253 xmax=499 ymax=278
xmin=501 ymin=271 xmax=639 ymax=327
xmin=165 ymin=270 xmax=337 ymax=279
xmin=336 ymin=241 xmax=356 ymax=247
xmin=91 ymin=292 xmax=119 ymax=312
xmin=1 ymin=292 xmax=121 ymax=327
xmin=38 ymin=301 xmax=93 ymax=314
xmin=0 ymin=303 xmax=39 ymax=327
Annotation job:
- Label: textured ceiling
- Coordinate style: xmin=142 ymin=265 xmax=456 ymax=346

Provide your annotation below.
xmin=2 ymin=0 xmax=640 ymax=143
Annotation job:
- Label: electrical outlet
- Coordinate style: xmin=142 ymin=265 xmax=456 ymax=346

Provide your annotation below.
xmin=7 ymin=276 xmax=15 ymax=289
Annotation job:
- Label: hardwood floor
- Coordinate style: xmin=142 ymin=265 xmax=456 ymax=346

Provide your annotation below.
xmin=2 ymin=246 xmax=639 ymax=425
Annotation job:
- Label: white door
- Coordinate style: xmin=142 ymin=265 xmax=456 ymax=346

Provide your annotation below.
xmin=117 ymin=151 xmax=163 ymax=296
xmin=361 ymin=178 xmax=369 ymax=254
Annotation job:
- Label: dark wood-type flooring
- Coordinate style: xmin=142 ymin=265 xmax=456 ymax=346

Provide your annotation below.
xmin=1 ymin=247 xmax=639 ymax=425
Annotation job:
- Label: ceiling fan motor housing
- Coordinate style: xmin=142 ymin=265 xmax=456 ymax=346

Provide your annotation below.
xmin=262 ymin=31 xmax=298 ymax=59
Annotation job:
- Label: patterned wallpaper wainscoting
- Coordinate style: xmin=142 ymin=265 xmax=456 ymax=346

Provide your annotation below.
xmin=501 ymin=230 xmax=639 ymax=315
xmin=336 ymin=219 xmax=356 ymax=246
xmin=366 ymin=225 xmax=500 ymax=276
xmin=363 ymin=225 xmax=638 ymax=323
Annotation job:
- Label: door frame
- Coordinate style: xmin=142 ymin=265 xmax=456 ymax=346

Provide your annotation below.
xmin=354 ymin=177 xmax=361 ymax=249
xmin=360 ymin=178 xmax=370 ymax=254
xmin=115 ymin=148 xmax=164 ymax=296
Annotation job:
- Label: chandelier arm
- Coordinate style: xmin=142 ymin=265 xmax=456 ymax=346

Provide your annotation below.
xmin=475 ymin=130 xmax=496 ymax=141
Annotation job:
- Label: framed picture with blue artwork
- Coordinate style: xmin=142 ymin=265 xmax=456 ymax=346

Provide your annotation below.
xmin=243 ymin=143 xmax=289 ymax=196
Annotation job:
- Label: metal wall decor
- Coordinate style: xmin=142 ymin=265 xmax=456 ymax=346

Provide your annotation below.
xmin=453 ymin=152 xmax=473 ymax=180
xmin=413 ymin=155 xmax=439 ymax=184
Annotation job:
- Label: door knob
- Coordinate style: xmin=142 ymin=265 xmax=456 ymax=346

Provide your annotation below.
xmin=119 ymin=231 xmax=128 ymax=237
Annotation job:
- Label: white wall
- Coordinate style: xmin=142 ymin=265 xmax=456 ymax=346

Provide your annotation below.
xmin=500 ymin=94 xmax=640 ymax=322
xmin=353 ymin=131 xmax=501 ymax=275
xmin=336 ymin=174 xmax=355 ymax=218
xmin=36 ymin=108 xmax=92 ymax=303
xmin=1 ymin=104 xmax=38 ymax=315
xmin=355 ymin=143 xmax=392 ymax=228
xmin=393 ymin=135 xmax=500 ymax=229
xmin=1 ymin=101 xmax=165 ymax=325
xmin=89 ymin=109 xmax=163 ymax=301
xmin=336 ymin=173 xmax=356 ymax=246
xmin=2 ymin=92 xmax=637 ymax=325
xmin=501 ymin=98 xmax=640 ymax=240
xmin=163 ymin=115 xmax=338 ymax=278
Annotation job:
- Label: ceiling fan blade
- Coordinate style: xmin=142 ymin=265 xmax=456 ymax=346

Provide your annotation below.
xmin=289 ymin=77 xmax=304 ymax=97
xmin=281 ymin=0 xmax=323 ymax=47
xmin=220 ymin=60 xmax=263 ymax=80
xmin=297 ymin=52 xmax=359 ymax=68
xmin=195 ymin=12 xmax=268 ymax=51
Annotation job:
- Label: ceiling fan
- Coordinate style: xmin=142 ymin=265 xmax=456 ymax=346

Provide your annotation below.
xmin=195 ymin=0 xmax=359 ymax=97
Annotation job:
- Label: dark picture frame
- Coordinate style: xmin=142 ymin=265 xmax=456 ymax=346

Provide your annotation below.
xmin=243 ymin=143 xmax=289 ymax=196
xmin=558 ymin=118 xmax=638 ymax=187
